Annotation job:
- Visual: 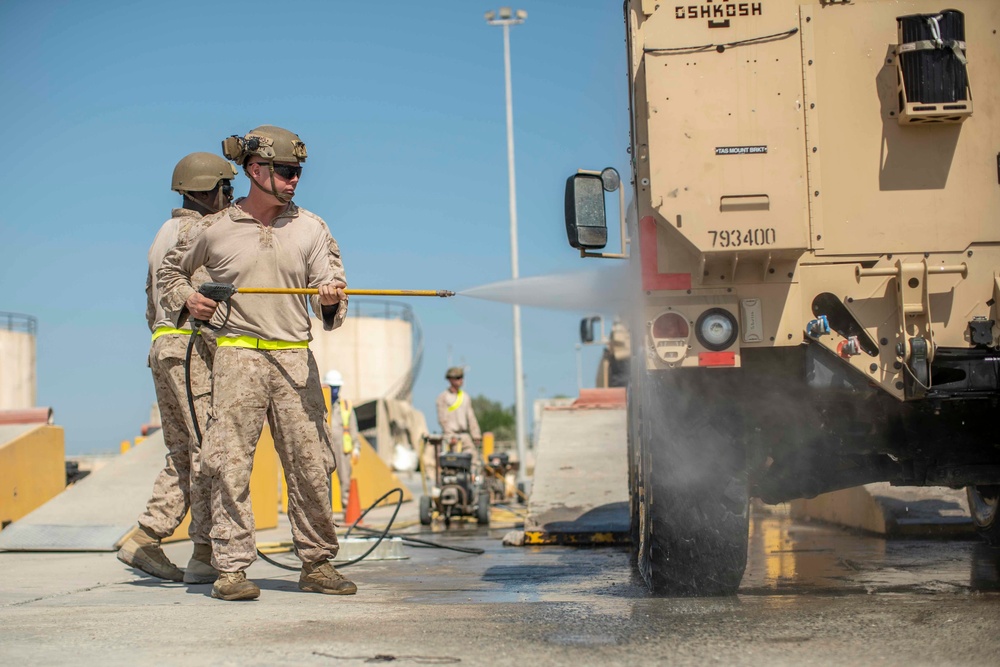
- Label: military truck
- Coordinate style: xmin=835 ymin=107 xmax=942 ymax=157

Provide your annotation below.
xmin=564 ymin=0 xmax=1000 ymax=595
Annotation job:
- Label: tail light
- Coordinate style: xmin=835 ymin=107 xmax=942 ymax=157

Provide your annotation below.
xmin=650 ymin=311 xmax=690 ymax=363
xmin=695 ymin=308 xmax=738 ymax=351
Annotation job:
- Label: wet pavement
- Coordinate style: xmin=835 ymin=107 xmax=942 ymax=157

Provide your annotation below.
xmin=1 ymin=504 xmax=999 ymax=666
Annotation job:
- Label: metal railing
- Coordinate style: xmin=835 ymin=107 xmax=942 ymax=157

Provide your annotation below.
xmin=349 ymin=299 xmax=413 ymax=322
xmin=0 ymin=312 xmax=37 ymax=335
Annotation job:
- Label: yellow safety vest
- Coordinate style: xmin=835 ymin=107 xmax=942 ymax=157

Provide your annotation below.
xmin=339 ymin=399 xmax=353 ymax=454
xmin=447 ymin=390 xmax=464 ymax=412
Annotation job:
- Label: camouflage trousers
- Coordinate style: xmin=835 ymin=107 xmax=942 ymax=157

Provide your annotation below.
xmin=204 ymin=346 xmax=339 ymax=572
xmin=138 ymin=333 xmax=213 ymax=544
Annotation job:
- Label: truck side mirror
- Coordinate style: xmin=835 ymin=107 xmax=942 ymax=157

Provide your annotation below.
xmin=564 ymin=173 xmax=608 ymax=250
xmin=580 ymin=315 xmax=601 ymax=344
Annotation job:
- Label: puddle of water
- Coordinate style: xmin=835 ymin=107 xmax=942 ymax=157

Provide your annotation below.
xmin=742 ymin=514 xmax=997 ymax=595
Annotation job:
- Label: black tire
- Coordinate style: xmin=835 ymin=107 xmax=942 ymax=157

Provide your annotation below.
xmin=627 ymin=378 xmax=642 ymax=558
xmin=476 ymin=494 xmax=491 ymax=526
xmin=419 ymin=495 xmax=433 ymax=526
xmin=634 ymin=369 xmax=749 ymax=596
xmin=967 ymin=485 xmax=1000 ymax=545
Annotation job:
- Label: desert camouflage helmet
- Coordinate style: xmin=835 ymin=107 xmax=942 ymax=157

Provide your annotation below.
xmin=221 ymin=125 xmax=307 ymax=166
xmin=445 ymin=367 xmax=465 ymax=379
xmin=171 ymin=152 xmax=238 ymax=193
xmin=222 ymin=125 xmax=307 ymax=203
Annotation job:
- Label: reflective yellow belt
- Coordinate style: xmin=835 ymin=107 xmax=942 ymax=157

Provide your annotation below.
xmin=447 ymin=390 xmax=464 ymax=412
xmin=151 ymin=327 xmax=195 ymax=342
xmin=217 ymin=336 xmax=308 ymax=350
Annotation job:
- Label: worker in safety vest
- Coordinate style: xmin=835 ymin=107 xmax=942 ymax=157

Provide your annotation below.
xmin=324 ymin=369 xmax=360 ymax=510
xmin=435 ymin=367 xmax=482 ymax=467
xmin=118 ymin=152 xmax=235 ymax=585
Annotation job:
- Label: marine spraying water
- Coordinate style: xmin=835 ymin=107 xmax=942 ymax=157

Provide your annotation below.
xmin=458 ymin=265 xmax=631 ymax=313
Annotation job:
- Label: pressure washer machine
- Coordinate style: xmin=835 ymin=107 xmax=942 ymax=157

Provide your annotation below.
xmin=483 ymin=451 xmax=519 ymax=504
xmin=419 ymin=434 xmax=489 ymax=527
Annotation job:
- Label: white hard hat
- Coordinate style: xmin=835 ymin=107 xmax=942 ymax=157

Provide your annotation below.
xmin=323 ymin=369 xmax=343 ymax=387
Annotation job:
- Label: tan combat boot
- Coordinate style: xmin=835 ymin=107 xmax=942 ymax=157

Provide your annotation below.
xmin=299 ymin=560 xmax=358 ymax=595
xmin=183 ymin=542 xmax=218 ymax=584
xmin=211 ymin=571 xmax=260 ymax=601
xmin=116 ymin=525 xmax=184 ymax=582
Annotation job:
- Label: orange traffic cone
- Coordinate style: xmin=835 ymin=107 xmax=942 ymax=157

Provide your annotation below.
xmin=345 ymin=476 xmax=362 ymax=525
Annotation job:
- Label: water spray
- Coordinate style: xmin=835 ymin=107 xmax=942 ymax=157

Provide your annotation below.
xmin=457 ymin=265 xmax=630 ymax=312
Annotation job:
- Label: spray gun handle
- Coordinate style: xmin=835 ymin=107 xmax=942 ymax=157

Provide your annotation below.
xmin=192 ymin=282 xmax=238 ymax=330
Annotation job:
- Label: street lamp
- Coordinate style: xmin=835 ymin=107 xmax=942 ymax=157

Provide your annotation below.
xmin=575 ymin=344 xmax=583 ymax=393
xmin=485 ymin=7 xmax=528 ymax=488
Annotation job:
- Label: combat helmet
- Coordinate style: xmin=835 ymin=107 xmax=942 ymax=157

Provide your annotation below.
xmin=171 ymin=152 xmax=237 ymax=212
xmin=172 ymin=152 xmax=237 ymax=193
xmin=221 ymin=125 xmax=307 ymax=203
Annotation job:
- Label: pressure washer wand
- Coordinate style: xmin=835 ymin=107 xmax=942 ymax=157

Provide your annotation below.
xmin=237 ymin=287 xmax=456 ymax=298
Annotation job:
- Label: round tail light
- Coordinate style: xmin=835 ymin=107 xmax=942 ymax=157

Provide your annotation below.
xmin=652 ymin=312 xmax=689 ymax=339
xmin=695 ymin=308 xmax=738 ymax=351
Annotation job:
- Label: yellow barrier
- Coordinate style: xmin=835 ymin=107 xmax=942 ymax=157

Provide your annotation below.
xmin=482 ymin=432 xmax=494 ymax=459
xmin=163 ymin=425 xmax=279 ymax=543
xmin=0 ymin=425 xmax=65 ymax=529
xmin=330 ymin=434 xmax=413 ymax=511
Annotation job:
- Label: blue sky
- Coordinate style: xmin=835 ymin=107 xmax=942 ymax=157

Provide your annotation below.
xmin=0 ymin=1 xmax=631 ymax=454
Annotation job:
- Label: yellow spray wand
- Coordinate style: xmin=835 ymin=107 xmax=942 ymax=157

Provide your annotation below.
xmin=237 ymin=287 xmax=455 ymax=298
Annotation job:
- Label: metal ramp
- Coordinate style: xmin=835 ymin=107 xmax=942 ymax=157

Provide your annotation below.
xmin=523 ymin=390 xmax=629 ymax=545
xmin=0 ymin=431 xmax=168 ymax=551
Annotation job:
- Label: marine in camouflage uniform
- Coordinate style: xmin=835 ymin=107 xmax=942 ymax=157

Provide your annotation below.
xmin=118 ymin=152 xmax=236 ymax=584
xmin=430 ymin=366 xmax=482 ymax=474
xmin=159 ymin=125 xmax=357 ymax=601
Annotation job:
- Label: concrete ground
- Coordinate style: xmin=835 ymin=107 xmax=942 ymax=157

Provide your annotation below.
xmin=2 ymin=496 xmax=1000 ymax=666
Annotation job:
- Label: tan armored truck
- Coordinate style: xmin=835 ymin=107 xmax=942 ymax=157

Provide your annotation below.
xmin=564 ymin=0 xmax=1000 ymax=595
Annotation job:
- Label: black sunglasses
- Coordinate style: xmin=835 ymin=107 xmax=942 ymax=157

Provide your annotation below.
xmin=270 ymin=163 xmax=303 ymax=180
xmin=220 ymin=181 xmax=234 ymax=198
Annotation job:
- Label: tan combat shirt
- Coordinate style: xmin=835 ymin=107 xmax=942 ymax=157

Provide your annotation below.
xmin=146 ymin=209 xmax=203 ymax=333
xmin=158 ymin=201 xmax=347 ymax=342
xmin=436 ymin=389 xmax=481 ymax=439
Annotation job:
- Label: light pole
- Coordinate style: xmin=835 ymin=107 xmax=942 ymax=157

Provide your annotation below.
xmin=485 ymin=7 xmax=528 ymax=487
xmin=575 ymin=344 xmax=583 ymax=393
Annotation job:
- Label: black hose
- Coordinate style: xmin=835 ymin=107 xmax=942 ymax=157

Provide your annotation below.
xmin=257 ymin=487 xmax=406 ymax=571
xmin=347 ymin=525 xmax=486 ymax=555
xmin=184 ymin=298 xmax=231 ymax=444
xmin=184 ymin=333 xmax=203 ymax=444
